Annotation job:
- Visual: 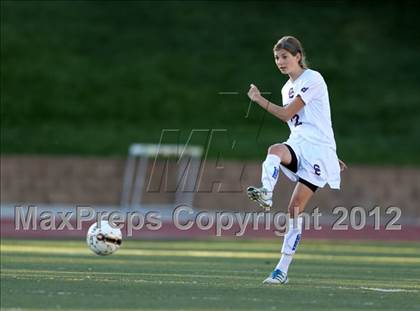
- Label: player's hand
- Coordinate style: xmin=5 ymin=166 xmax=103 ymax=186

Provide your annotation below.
xmin=338 ymin=159 xmax=347 ymax=171
xmin=248 ymin=84 xmax=262 ymax=102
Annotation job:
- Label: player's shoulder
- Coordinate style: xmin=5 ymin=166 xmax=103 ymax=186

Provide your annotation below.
xmin=302 ymin=68 xmax=325 ymax=85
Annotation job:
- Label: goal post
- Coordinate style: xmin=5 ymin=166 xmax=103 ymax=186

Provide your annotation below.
xmin=120 ymin=143 xmax=204 ymax=211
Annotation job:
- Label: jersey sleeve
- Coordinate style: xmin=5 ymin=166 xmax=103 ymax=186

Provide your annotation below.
xmin=296 ymin=73 xmax=325 ymax=105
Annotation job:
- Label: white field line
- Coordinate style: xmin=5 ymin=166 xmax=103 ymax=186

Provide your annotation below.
xmin=316 ymin=285 xmax=419 ymax=293
xmin=360 ymin=287 xmax=419 ymax=293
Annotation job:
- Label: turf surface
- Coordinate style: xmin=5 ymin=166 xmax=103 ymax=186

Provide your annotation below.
xmin=1 ymin=239 xmax=420 ymax=310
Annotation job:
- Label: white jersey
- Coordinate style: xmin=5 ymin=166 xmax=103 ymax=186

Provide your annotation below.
xmin=281 ymin=69 xmax=336 ymax=150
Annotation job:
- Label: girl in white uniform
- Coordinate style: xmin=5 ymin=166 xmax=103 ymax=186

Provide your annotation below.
xmin=247 ymin=36 xmax=346 ymax=284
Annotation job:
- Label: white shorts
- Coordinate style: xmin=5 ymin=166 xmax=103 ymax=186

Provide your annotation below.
xmin=279 ymin=136 xmax=341 ymax=189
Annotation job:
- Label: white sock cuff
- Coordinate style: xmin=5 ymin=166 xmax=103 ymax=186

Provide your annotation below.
xmin=265 ymin=154 xmax=281 ymax=165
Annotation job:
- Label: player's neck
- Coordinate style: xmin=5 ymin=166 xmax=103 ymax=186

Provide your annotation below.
xmin=289 ymin=67 xmax=305 ymax=82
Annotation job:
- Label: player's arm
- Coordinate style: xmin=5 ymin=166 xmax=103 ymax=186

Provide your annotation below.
xmin=247 ymin=84 xmax=304 ymax=122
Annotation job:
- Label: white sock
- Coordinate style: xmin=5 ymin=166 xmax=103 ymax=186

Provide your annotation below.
xmin=261 ymin=154 xmax=281 ymax=193
xmin=276 ymin=217 xmax=303 ymax=274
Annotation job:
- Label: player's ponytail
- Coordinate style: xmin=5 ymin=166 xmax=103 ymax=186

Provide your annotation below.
xmin=273 ymin=36 xmax=308 ymax=69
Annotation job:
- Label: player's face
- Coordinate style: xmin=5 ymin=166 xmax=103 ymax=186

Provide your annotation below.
xmin=274 ymin=49 xmax=300 ymax=75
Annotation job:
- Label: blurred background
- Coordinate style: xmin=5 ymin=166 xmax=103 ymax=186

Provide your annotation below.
xmin=1 ymin=0 xmax=420 ymax=239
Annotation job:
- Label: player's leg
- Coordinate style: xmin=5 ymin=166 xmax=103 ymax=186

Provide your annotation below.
xmin=247 ymin=144 xmax=293 ymax=209
xmin=263 ymin=180 xmax=317 ymax=284
xmin=262 ymin=144 xmax=293 ymax=192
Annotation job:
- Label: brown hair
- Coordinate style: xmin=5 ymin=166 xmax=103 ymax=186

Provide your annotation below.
xmin=273 ymin=36 xmax=307 ymax=69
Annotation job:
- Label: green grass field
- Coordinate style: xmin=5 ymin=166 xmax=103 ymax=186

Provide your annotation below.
xmin=1 ymin=239 xmax=419 ymax=310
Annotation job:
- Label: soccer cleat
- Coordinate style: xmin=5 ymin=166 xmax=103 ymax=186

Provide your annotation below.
xmin=262 ymin=269 xmax=288 ymax=285
xmin=247 ymin=186 xmax=272 ymax=210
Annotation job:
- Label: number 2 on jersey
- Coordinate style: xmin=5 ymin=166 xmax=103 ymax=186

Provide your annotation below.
xmin=291 ymin=114 xmax=302 ymax=127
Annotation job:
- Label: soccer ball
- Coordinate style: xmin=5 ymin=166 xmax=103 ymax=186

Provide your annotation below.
xmin=86 ymin=221 xmax=122 ymax=256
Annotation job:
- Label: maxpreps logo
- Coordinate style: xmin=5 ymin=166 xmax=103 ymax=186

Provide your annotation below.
xmin=288 ymin=87 xmax=294 ymax=99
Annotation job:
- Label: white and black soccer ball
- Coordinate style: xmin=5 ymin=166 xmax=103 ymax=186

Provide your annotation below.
xmin=86 ymin=221 xmax=122 ymax=256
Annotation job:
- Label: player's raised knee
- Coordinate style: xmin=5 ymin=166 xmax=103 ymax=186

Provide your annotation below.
xmin=268 ymin=144 xmax=285 ymax=156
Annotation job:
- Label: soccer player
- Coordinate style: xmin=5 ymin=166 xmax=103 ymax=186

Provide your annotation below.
xmin=247 ymin=36 xmax=347 ymax=284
